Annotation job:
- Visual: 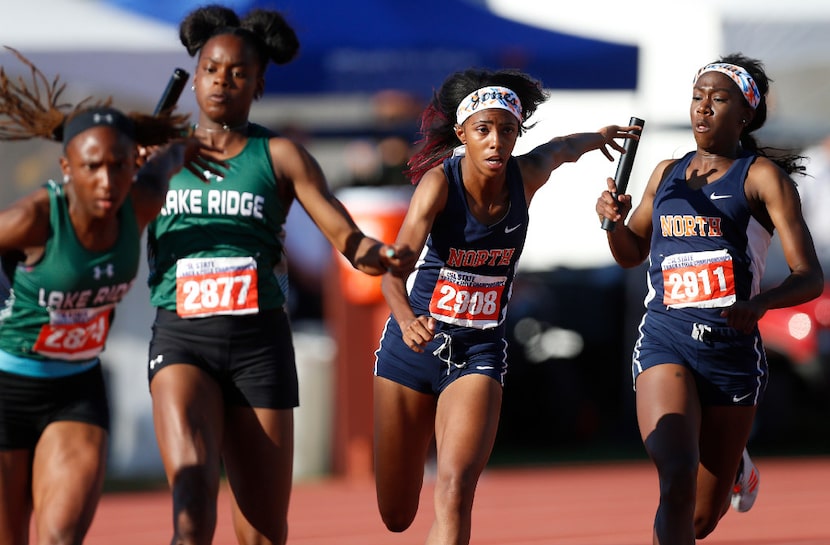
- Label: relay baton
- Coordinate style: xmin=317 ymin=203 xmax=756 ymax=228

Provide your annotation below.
xmin=601 ymin=117 xmax=645 ymax=232
xmin=153 ymin=68 xmax=189 ymax=116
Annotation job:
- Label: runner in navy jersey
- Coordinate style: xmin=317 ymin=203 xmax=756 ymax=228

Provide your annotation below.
xmin=596 ymin=53 xmax=823 ymax=544
xmin=373 ymin=67 xmax=639 ymax=545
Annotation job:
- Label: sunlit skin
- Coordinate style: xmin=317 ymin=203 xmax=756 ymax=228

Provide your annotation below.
xmin=392 ymin=110 xmax=521 ymax=352
xmin=455 ymin=110 xmax=520 ymax=182
xmin=0 ymin=127 xmax=121 ymax=543
xmin=373 ymin=89 xmax=634 ymax=544
xmin=147 ymin=24 xmax=418 ymax=545
xmin=184 ymin=32 xmax=412 ymax=272
xmin=689 ymin=71 xmax=754 ymax=166
xmin=60 ymin=127 xmax=136 ymax=249
xmin=394 ymin=111 xmax=632 ymax=352
xmin=595 ymin=63 xmax=823 ymax=545
xmin=192 ymin=34 xmax=263 ymax=134
xmin=0 ymin=120 xmax=208 ymax=545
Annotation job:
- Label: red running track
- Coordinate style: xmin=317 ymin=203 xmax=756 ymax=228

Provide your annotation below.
xmin=83 ymin=456 xmax=829 ymax=544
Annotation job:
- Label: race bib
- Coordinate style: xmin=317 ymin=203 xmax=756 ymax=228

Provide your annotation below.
xmin=429 ymin=268 xmax=506 ymax=329
xmin=176 ymin=257 xmax=259 ymax=318
xmin=661 ymin=249 xmax=736 ymax=308
xmin=33 ymin=305 xmax=113 ymax=360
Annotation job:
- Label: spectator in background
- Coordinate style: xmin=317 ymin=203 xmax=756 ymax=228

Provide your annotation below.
xmin=374 ymin=131 xmax=414 ymax=186
xmin=343 ymin=89 xmax=421 ymax=188
xmin=342 ymin=134 xmax=414 ymax=188
xmin=342 ymin=138 xmax=385 ymax=187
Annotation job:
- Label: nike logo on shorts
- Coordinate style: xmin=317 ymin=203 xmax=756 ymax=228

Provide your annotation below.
xmin=732 ymin=392 xmax=753 ymax=403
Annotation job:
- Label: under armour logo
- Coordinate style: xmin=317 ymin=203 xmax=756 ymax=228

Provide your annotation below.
xmin=149 ymin=354 xmax=164 ymax=370
xmin=93 ymin=264 xmax=115 ymax=280
xmin=93 ymin=113 xmax=114 ymax=124
xmin=203 ymin=170 xmax=224 ymax=183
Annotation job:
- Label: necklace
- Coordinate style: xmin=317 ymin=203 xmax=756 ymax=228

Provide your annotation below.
xmin=194 ymin=121 xmax=249 ymax=133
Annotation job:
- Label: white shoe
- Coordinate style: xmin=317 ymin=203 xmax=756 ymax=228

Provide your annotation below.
xmin=731 ymin=448 xmax=760 ymax=512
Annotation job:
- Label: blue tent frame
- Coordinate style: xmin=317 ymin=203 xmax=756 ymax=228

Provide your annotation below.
xmin=107 ymin=0 xmax=638 ymax=97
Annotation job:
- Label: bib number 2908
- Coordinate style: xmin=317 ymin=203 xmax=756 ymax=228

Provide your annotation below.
xmin=428 ymin=268 xmax=506 ymax=329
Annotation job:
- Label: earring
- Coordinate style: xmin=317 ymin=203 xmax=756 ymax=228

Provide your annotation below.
xmin=63 ymin=174 xmax=70 ymax=183
xmin=191 ymin=84 xmax=196 ymax=91
xmin=741 ymin=119 xmax=747 ymax=124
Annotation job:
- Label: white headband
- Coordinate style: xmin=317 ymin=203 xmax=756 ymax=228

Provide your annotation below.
xmin=456 ymin=86 xmax=522 ymax=126
xmin=694 ymin=62 xmax=761 ymax=109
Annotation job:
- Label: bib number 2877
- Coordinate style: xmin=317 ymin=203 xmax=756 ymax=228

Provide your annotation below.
xmin=176 ymin=257 xmax=259 ymax=318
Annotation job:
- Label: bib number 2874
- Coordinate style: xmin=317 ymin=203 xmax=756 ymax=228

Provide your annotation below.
xmin=33 ymin=305 xmax=113 ymax=360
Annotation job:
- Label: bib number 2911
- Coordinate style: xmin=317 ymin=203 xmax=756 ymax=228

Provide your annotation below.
xmin=661 ymin=249 xmax=736 ymax=309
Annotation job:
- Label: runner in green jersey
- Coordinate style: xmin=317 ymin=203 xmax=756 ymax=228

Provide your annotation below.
xmin=145 ymin=6 xmax=415 ymax=545
xmin=0 ymin=49 xmax=217 ymax=545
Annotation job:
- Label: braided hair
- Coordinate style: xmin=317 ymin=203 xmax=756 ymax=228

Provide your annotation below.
xmin=406 ymin=68 xmax=548 ymax=183
xmin=0 ymin=46 xmax=189 ymax=147
xmin=717 ymin=53 xmax=804 ymax=175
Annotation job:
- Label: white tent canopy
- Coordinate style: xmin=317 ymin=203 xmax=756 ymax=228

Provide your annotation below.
xmin=3 ymin=0 xmax=178 ymax=51
xmin=489 ymin=0 xmax=830 ymax=130
xmin=1 ymin=0 xmax=193 ymax=111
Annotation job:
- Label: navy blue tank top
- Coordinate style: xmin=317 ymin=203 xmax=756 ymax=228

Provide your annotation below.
xmin=644 ymin=150 xmax=771 ymax=326
xmin=407 ymin=156 xmax=529 ymax=335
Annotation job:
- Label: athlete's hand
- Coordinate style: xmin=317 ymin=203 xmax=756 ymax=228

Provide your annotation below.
xmin=380 ymin=244 xmax=417 ymax=276
xmin=596 ymin=176 xmax=632 ymax=225
xmin=596 ymin=124 xmax=641 ymax=161
xmin=170 ymin=137 xmax=227 ymax=182
xmin=401 ymin=315 xmax=436 ymax=353
xmin=721 ymin=300 xmax=767 ymax=333
xmin=138 ymin=139 xmax=226 ymax=183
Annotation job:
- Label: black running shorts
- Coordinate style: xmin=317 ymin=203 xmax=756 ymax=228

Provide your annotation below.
xmin=147 ymin=308 xmax=299 ymax=409
xmin=0 ymin=364 xmax=110 ymax=449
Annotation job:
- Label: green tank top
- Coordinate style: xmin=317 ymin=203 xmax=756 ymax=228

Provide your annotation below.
xmin=0 ymin=180 xmax=140 ymax=361
xmin=147 ymin=124 xmax=289 ymax=315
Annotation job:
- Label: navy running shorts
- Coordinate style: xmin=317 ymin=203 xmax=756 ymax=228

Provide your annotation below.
xmin=148 ymin=308 xmax=299 ymax=409
xmin=0 ymin=364 xmax=110 ymax=449
xmin=374 ymin=317 xmax=508 ymax=395
xmin=632 ymin=311 xmax=768 ymax=406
